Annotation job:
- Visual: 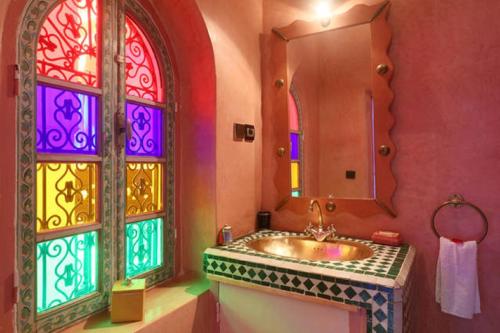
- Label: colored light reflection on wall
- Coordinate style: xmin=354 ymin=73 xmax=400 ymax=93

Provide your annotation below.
xmin=125 ymin=218 xmax=163 ymax=278
xmin=126 ymin=102 xmax=163 ymax=157
xmin=126 ymin=163 xmax=163 ymax=216
xmin=291 ymin=162 xmax=300 ymax=189
xmin=37 ymin=84 xmax=98 ymax=154
xmin=36 ymin=0 xmax=99 ymax=86
xmin=36 ymin=231 xmax=98 ymax=313
xmin=36 ymin=163 xmax=98 ymax=232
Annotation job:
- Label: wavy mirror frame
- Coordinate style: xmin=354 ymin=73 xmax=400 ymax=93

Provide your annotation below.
xmin=268 ymin=1 xmax=396 ymax=217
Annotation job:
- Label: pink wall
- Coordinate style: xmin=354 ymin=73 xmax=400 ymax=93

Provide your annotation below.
xmin=262 ymin=0 xmax=500 ymax=332
xmin=196 ymin=0 xmax=263 ymax=239
xmin=0 ymin=0 xmax=217 ymax=331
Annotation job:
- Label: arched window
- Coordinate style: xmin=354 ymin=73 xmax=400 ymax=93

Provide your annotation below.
xmin=289 ymin=87 xmax=303 ymax=197
xmin=17 ymin=0 xmax=175 ymax=330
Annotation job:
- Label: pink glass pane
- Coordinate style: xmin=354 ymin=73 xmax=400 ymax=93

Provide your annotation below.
xmin=125 ymin=16 xmax=164 ymax=103
xmin=37 ymin=0 xmax=100 ymax=87
xmin=288 ymin=92 xmax=299 ymax=131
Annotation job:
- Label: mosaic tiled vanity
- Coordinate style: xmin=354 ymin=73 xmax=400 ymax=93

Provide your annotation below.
xmin=203 ymin=230 xmax=416 ymax=333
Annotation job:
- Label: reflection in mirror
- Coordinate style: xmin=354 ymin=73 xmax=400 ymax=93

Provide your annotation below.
xmin=269 ymin=1 xmax=396 ymax=216
xmin=287 ymin=24 xmax=375 ymax=199
xmin=288 ymin=88 xmax=303 ymax=197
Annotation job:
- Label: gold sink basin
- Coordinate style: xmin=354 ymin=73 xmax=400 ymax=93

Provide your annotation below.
xmin=246 ymin=236 xmax=373 ymax=262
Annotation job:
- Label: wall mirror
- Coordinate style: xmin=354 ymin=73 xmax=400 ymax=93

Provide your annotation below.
xmin=269 ymin=1 xmax=396 ymax=217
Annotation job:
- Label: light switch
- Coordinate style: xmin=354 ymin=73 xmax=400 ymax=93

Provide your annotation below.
xmin=244 ymin=124 xmax=255 ymax=142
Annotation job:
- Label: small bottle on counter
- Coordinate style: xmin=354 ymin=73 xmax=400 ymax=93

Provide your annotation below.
xmin=219 ymin=225 xmax=233 ymax=245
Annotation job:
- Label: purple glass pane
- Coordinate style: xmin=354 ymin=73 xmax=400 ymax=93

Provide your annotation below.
xmin=290 ymin=133 xmax=300 ymax=160
xmin=126 ymin=102 xmax=163 ymax=157
xmin=37 ymin=84 xmax=98 ymax=154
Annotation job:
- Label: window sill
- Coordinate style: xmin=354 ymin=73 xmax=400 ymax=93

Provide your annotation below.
xmin=61 ymin=274 xmax=215 ymax=332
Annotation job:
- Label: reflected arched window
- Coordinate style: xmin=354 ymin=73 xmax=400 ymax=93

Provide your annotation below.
xmin=289 ymin=87 xmax=303 ymax=197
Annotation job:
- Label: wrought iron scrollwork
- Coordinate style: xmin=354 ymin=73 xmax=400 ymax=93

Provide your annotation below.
xmin=126 ymin=163 xmax=163 ymax=216
xmin=37 ymin=163 xmax=97 ymax=232
xmin=125 ymin=16 xmax=163 ymax=102
xmin=36 ymin=231 xmax=98 ymax=313
xmin=125 ymin=102 xmax=162 ymax=156
xmin=125 ymin=218 xmax=163 ymax=278
xmin=36 ymin=0 xmax=99 ymax=86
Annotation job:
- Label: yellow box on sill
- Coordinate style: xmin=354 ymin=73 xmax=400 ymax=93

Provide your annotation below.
xmin=111 ymin=278 xmax=146 ymax=323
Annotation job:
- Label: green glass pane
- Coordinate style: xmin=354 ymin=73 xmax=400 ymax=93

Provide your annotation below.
xmin=37 ymin=231 xmax=98 ymax=313
xmin=291 ymin=190 xmax=301 ymax=197
xmin=126 ymin=218 xmax=164 ymax=278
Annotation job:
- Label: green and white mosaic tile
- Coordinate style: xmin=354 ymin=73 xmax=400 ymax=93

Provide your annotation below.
xmin=204 ymin=230 xmax=416 ymax=333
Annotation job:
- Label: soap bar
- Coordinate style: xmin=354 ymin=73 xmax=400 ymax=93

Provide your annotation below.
xmin=371 ymin=230 xmax=402 ymax=246
xmin=111 ymin=279 xmax=146 ymax=323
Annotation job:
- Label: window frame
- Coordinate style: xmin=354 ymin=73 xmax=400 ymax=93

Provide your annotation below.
xmin=16 ymin=0 xmax=176 ymax=331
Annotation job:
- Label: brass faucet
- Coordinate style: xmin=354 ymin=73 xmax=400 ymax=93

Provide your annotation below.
xmin=305 ymin=199 xmax=336 ymax=242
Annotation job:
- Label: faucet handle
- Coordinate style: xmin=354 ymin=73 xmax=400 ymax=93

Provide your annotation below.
xmin=327 ymin=224 xmax=336 ymax=239
xmin=304 ymin=222 xmax=313 ymax=234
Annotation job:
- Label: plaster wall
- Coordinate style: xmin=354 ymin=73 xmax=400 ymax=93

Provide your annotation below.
xmin=196 ymin=0 xmax=263 ymax=239
xmin=262 ymin=0 xmax=500 ymax=332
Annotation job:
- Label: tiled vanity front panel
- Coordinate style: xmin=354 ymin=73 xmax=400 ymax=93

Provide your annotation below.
xmin=204 ymin=231 xmax=416 ymax=333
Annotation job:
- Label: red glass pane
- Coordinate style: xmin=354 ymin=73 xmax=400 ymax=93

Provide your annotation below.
xmin=288 ymin=92 xmax=299 ymax=131
xmin=125 ymin=16 xmax=164 ymax=103
xmin=37 ymin=0 xmax=100 ymax=87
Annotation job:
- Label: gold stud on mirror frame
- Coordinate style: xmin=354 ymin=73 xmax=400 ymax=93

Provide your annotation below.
xmin=275 ymin=79 xmax=285 ymax=88
xmin=379 ymin=145 xmax=391 ymax=156
xmin=376 ymin=64 xmax=389 ymax=75
xmin=277 ymin=147 xmax=286 ymax=157
xmin=325 ymin=201 xmax=336 ymax=212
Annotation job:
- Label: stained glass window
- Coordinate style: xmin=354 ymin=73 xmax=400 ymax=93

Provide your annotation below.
xmin=125 ymin=16 xmax=164 ymax=102
xmin=37 ymin=0 xmax=100 ymax=87
xmin=36 ymin=163 xmax=98 ymax=232
xmin=288 ymin=92 xmax=299 ymax=131
xmin=290 ymin=133 xmax=300 ymax=160
xmin=289 ymin=90 xmax=303 ymax=196
xmin=37 ymin=84 xmax=98 ymax=154
xmin=291 ymin=162 xmax=300 ymax=189
xmin=37 ymin=231 xmax=98 ymax=313
xmin=126 ymin=102 xmax=163 ymax=156
xmin=35 ymin=0 xmax=102 ymax=317
xmin=28 ymin=0 xmax=170 ymax=325
xmin=126 ymin=163 xmax=163 ymax=216
xmin=125 ymin=218 xmax=163 ymax=278
xmin=124 ymin=14 xmax=166 ymax=279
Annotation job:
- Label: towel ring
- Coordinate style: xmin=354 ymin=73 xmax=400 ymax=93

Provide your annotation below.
xmin=431 ymin=194 xmax=488 ymax=243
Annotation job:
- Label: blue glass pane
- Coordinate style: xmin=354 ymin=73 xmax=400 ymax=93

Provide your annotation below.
xmin=126 ymin=102 xmax=163 ymax=157
xmin=290 ymin=133 xmax=299 ymax=160
xmin=291 ymin=190 xmax=301 ymax=197
xmin=125 ymin=218 xmax=163 ymax=278
xmin=37 ymin=231 xmax=98 ymax=313
xmin=36 ymin=84 xmax=98 ymax=154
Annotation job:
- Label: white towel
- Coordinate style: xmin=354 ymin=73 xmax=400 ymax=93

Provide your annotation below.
xmin=435 ymin=237 xmax=481 ymax=319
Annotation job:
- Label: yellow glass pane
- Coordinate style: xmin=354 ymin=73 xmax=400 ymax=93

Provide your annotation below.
xmin=36 ymin=163 xmax=98 ymax=232
xmin=126 ymin=163 xmax=163 ymax=217
xmin=291 ymin=162 xmax=299 ymax=189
